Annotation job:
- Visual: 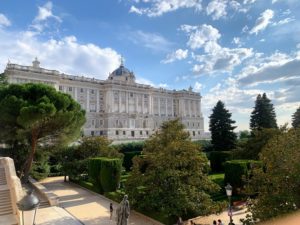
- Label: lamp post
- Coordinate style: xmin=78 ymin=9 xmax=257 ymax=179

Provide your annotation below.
xmin=64 ymin=155 xmax=68 ymax=182
xmin=225 ymin=183 xmax=233 ymax=225
xmin=17 ymin=190 xmax=40 ymax=225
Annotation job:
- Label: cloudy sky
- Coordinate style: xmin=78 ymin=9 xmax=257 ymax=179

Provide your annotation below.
xmin=1 ymin=0 xmax=300 ymax=131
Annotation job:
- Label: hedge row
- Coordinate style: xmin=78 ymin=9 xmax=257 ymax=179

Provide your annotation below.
xmin=209 ymin=151 xmax=232 ymax=172
xmin=88 ymin=157 xmax=122 ymax=193
xmin=123 ymin=151 xmax=141 ymax=171
xmin=114 ymin=142 xmax=144 ymax=153
xmin=224 ymin=160 xmax=262 ymax=194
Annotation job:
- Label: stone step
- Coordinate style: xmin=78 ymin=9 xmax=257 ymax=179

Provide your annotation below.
xmin=0 ymin=208 xmax=14 ymax=216
xmin=0 ymin=214 xmax=18 ymax=225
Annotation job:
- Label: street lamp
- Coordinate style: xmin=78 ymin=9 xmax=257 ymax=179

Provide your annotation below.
xmin=64 ymin=155 xmax=68 ymax=182
xmin=17 ymin=190 xmax=40 ymax=225
xmin=225 ymin=183 xmax=233 ymax=225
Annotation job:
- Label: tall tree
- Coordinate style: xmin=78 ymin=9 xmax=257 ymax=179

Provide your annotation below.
xmin=209 ymin=101 xmax=237 ymax=151
xmin=126 ymin=119 xmax=219 ymax=219
xmin=0 ymin=83 xmax=86 ymax=181
xmin=244 ymin=129 xmax=300 ymax=223
xmin=292 ymin=106 xmax=300 ymax=128
xmin=250 ymin=93 xmax=277 ymax=131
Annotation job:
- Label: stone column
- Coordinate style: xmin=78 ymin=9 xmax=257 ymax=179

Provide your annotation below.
xmin=119 ymin=91 xmax=121 ymax=113
xmin=142 ymin=95 xmax=144 ymax=114
xmin=74 ymin=87 xmax=78 ymax=100
xmin=86 ymin=89 xmax=90 ymax=112
xmin=158 ymin=98 xmax=161 ymax=116
xmin=96 ymin=89 xmax=99 ymax=112
xmin=135 ymin=93 xmax=138 ymax=113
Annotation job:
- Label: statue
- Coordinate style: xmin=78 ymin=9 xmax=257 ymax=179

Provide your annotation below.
xmin=116 ymin=195 xmax=130 ymax=225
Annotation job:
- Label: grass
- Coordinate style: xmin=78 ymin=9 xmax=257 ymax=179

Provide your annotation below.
xmin=209 ymin=173 xmax=228 ymax=201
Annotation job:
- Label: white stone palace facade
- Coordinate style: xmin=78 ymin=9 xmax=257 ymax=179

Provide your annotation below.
xmin=4 ymin=58 xmax=205 ymax=142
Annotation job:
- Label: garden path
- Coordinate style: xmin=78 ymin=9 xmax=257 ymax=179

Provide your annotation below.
xmin=40 ymin=176 xmax=163 ymax=225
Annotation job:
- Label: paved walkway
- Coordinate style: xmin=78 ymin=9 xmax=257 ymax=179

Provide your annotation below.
xmin=189 ymin=207 xmax=248 ymax=225
xmin=36 ymin=206 xmax=82 ymax=225
xmin=40 ymin=177 xmax=162 ymax=225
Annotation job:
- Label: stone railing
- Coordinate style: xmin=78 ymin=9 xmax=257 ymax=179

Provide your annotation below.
xmin=0 ymin=157 xmax=23 ymax=225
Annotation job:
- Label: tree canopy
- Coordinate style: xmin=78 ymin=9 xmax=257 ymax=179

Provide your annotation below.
xmin=250 ymin=93 xmax=277 ymax=131
xmin=126 ymin=119 xmax=219 ymax=219
xmin=245 ymin=129 xmax=300 ymax=222
xmin=291 ymin=106 xmax=300 ymax=128
xmin=0 ymin=83 xmax=86 ymax=181
xmin=209 ymin=100 xmax=237 ymax=151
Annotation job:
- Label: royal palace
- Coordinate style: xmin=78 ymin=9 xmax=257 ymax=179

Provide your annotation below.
xmin=4 ymin=58 xmax=205 ymax=142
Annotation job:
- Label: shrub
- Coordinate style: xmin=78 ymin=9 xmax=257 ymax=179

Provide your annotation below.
xmin=123 ymin=151 xmax=141 ymax=171
xmin=224 ymin=160 xmax=262 ymax=194
xmin=113 ymin=142 xmax=144 ymax=153
xmin=88 ymin=157 xmax=122 ymax=193
xmin=209 ymin=151 xmax=232 ymax=172
xmin=30 ymin=149 xmax=50 ymax=180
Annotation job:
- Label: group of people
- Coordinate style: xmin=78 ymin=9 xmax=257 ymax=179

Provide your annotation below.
xmin=213 ymin=219 xmax=235 ymax=225
xmin=213 ymin=219 xmax=224 ymax=225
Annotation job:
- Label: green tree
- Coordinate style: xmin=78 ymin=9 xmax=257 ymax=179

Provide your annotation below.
xmin=234 ymin=128 xmax=280 ymax=160
xmin=59 ymin=136 xmax=122 ymax=180
xmin=245 ymin=129 xmax=300 ymax=223
xmin=77 ymin=136 xmax=122 ymax=159
xmin=292 ymin=106 xmax=300 ymax=128
xmin=209 ymin=101 xmax=237 ymax=151
xmin=0 ymin=83 xmax=86 ymax=181
xmin=126 ymin=119 xmax=219 ymax=220
xmin=250 ymin=93 xmax=277 ymax=131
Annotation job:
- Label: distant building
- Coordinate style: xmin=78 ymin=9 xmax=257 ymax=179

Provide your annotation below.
xmin=4 ymin=58 xmax=205 ymax=142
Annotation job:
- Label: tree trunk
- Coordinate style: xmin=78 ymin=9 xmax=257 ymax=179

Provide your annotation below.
xmin=22 ymin=129 xmax=38 ymax=183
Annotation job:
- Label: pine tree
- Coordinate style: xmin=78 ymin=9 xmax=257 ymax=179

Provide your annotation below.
xmin=250 ymin=93 xmax=277 ymax=131
xmin=292 ymin=106 xmax=300 ymax=128
xmin=209 ymin=101 xmax=237 ymax=151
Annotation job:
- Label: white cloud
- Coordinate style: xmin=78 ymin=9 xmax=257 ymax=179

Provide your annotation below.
xmin=0 ymin=29 xmax=121 ymax=79
xmin=129 ymin=6 xmax=144 ymax=15
xmin=206 ymin=0 xmax=227 ymax=20
xmin=232 ymin=37 xmax=243 ymax=47
xmin=127 ymin=30 xmax=173 ymax=52
xmin=129 ymin=0 xmax=202 ymax=17
xmin=34 ymin=2 xmax=61 ymax=22
xmin=181 ymin=24 xmax=253 ymax=75
xmin=0 ymin=14 xmax=11 ymax=27
xmin=193 ymin=81 xmax=203 ymax=92
xmin=162 ymin=49 xmax=188 ymax=63
xmin=249 ymin=9 xmax=274 ymax=35
xmin=273 ymin=17 xmax=295 ymax=26
xmin=181 ymin=24 xmax=221 ymax=50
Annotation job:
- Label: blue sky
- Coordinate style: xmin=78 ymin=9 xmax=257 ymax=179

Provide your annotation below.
xmin=1 ymin=0 xmax=300 ymax=131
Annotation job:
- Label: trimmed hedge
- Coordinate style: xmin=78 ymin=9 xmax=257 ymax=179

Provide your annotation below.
xmin=88 ymin=157 xmax=122 ymax=193
xmin=123 ymin=151 xmax=141 ymax=171
xmin=114 ymin=142 xmax=144 ymax=153
xmin=224 ymin=160 xmax=262 ymax=194
xmin=209 ymin=151 xmax=232 ymax=172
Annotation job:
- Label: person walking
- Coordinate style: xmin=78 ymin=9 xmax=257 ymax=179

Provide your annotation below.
xmin=217 ymin=219 xmax=224 ymax=225
xmin=177 ymin=217 xmax=183 ymax=225
xmin=109 ymin=202 xmax=113 ymax=220
xmin=213 ymin=220 xmax=217 ymax=225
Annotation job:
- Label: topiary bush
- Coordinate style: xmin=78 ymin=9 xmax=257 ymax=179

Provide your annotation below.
xmin=224 ymin=160 xmax=262 ymax=194
xmin=209 ymin=151 xmax=232 ymax=172
xmin=88 ymin=157 xmax=122 ymax=193
xmin=123 ymin=151 xmax=141 ymax=171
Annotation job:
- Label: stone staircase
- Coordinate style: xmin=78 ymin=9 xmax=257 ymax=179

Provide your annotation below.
xmin=0 ymin=166 xmax=18 ymax=225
